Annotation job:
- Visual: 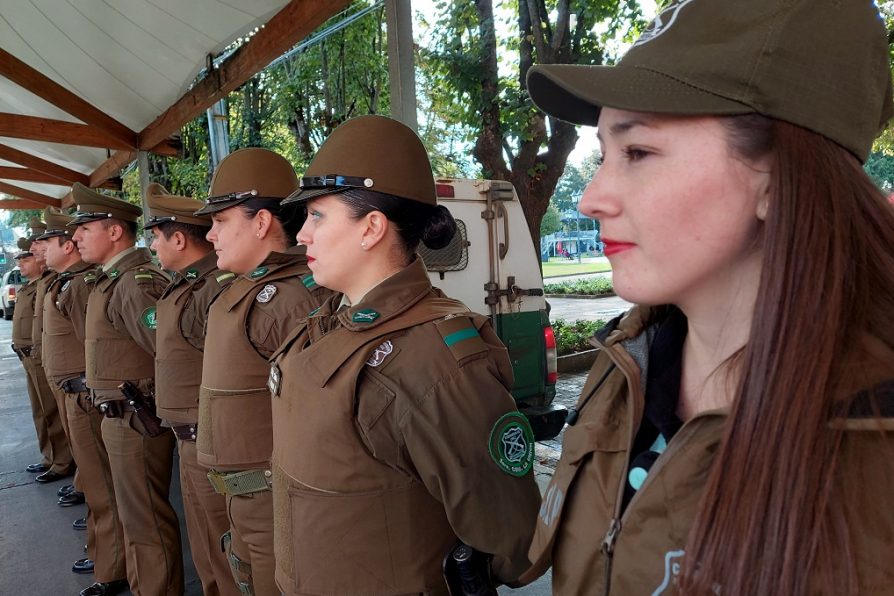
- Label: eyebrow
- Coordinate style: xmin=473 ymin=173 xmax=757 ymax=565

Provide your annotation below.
xmin=596 ymin=118 xmax=656 ymax=142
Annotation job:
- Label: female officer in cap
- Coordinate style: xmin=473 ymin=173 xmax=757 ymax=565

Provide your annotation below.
xmin=195 ymin=148 xmax=331 ymax=596
xmin=269 ymin=114 xmax=541 ymax=595
xmin=521 ymin=1 xmax=894 ymax=594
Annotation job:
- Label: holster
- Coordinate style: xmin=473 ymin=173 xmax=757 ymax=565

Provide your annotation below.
xmin=98 ymin=400 xmax=126 ymax=419
xmin=61 ymin=374 xmax=88 ymax=394
xmin=443 ymin=543 xmax=497 ymax=596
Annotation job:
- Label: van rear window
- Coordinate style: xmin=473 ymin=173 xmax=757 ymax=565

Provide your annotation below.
xmin=420 ymin=219 xmax=469 ymax=272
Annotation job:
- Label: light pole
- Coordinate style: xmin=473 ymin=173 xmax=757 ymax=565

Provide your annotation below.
xmin=574 ymin=194 xmax=582 ymax=264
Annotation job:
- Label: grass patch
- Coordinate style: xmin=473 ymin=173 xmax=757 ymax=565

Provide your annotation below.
xmin=545 ymin=277 xmax=614 ymax=296
xmin=553 ymin=319 xmax=607 ymax=356
xmin=541 ymin=261 xmax=612 ymax=278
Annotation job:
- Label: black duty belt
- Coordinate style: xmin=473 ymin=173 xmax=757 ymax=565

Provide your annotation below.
xmin=171 ymin=423 xmax=198 ymax=442
xmin=11 ymin=345 xmax=32 ymax=358
xmin=98 ymin=400 xmax=134 ymax=419
xmin=61 ymin=375 xmax=88 ymax=394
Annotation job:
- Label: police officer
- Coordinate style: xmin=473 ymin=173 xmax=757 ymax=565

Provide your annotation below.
xmin=70 ymin=183 xmax=184 ymax=596
xmin=269 ymin=115 xmax=541 ymax=595
xmin=12 ymin=229 xmax=74 ymax=484
xmin=146 ymin=183 xmax=240 ymax=596
xmin=38 ymin=206 xmax=128 ymax=593
xmin=194 ymin=148 xmax=331 ymax=596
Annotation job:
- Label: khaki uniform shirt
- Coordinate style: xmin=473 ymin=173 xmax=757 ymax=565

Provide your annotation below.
xmin=524 ymin=306 xmax=894 ymax=595
xmin=42 ymin=260 xmax=95 ymax=383
xmin=269 ymin=259 xmax=541 ymax=595
xmin=30 ymin=269 xmax=55 ymax=363
xmin=12 ymin=278 xmax=39 ymax=348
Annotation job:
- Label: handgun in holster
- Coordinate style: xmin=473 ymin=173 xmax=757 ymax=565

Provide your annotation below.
xmin=118 ymin=381 xmax=165 ymax=437
xmin=443 ymin=543 xmax=497 ymax=596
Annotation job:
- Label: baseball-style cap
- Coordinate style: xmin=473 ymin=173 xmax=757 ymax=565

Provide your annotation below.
xmin=526 ymin=0 xmax=893 ymax=162
xmin=144 ymin=183 xmax=212 ymax=229
xmin=36 ymin=207 xmax=74 ymax=240
xmin=14 ymin=237 xmax=33 ymax=259
xmin=69 ymin=182 xmax=143 ymax=225
xmin=283 ymin=115 xmax=437 ymax=206
xmin=28 ymin=217 xmax=47 ymax=242
xmin=194 ymin=148 xmax=299 ymax=216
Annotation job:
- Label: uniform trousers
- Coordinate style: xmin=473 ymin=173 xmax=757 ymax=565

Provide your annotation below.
xmin=102 ymin=413 xmax=184 ymax=596
xmin=65 ymin=392 xmax=126 ymax=582
xmin=22 ymin=356 xmax=73 ymax=474
xmin=48 ymin=382 xmax=82 ymax=490
xmin=225 ymin=489 xmax=277 ymax=596
xmin=177 ymin=439 xmax=240 ymax=596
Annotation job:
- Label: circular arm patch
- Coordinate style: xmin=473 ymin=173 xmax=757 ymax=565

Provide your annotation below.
xmin=488 ymin=412 xmax=535 ymax=477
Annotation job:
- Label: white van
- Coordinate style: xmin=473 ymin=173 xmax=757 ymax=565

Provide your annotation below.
xmin=420 ymin=178 xmax=566 ymax=440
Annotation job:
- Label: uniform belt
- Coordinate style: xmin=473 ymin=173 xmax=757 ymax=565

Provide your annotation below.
xmin=12 ymin=345 xmax=32 ymax=358
xmin=171 ymin=423 xmax=198 ymax=441
xmin=98 ymin=400 xmax=134 ymax=419
xmin=61 ymin=375 xmax=88 ymax=394
xmin=207 ymin=469 xmax=272 ymax=496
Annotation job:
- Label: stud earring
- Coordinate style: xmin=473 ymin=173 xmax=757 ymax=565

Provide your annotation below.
xmin=361 ymin=241 xmax=368 ymax=249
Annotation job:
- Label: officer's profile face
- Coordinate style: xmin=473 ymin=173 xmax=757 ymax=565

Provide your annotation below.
xmin=17 ymin=256 xmax=38 ymax=278
xmin=71 ymin=220 xmax=114 ymax=265
xmin=149 ymin=227 xmax=181 ymax=271
xmin=30 ymin=239 xmax=48 ymax=264
xmin=207 ymin=206 xmax=263 ymax=275
xmin=44 ymin=238 xmax=72 ymax=271
xmin=296 ymin=194 xmax=368 ymax=293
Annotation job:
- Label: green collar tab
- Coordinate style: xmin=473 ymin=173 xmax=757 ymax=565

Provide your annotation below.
xmin=351 ymin=309 xmax=380 ymax=323
xmin=185 ymin=269 xmax=198 ymax=280
xmin=107 ymin=269 xmax=119 ymax=279
xmin=249 ymin=266 xmax=269 ymax=279
xmin=301 ymin=274 xmax=318 ymax=289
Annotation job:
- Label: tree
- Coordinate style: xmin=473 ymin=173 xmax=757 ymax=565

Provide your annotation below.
xmin=540 ymin=203 xmax=562 ymax=236
xmin=422 ymin=0 xmax=644 ymax=251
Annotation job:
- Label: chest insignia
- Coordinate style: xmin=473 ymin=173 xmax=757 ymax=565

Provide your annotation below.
xmin=268 ymin=362 xmax=282 ymax=397
xmin=351 ymin=309 xmax=380 ymax=323
xmin=60 ymin=280 xmax=71 ymax=293
xmin=140 ymin=306 xmax=157 ymax=330
xmin=249 ymin=266 xmax=269 ymax=279
xmin=365 ymin=340 xmax=393 ymax=367
xmin=256 ymin=284 xmax=277 ymax=303
xmin=488 ymin=412 xmax=535 ymax=477
xmin=107 ymin=269 xmax=119 ymax=279
xmin=185 ymin=269 xmax=198 ymax=280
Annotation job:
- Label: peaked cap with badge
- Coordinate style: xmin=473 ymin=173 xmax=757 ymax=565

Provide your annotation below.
xmin=35 ymin=207 xmax=74 ymax=240
xmin=69 ymin=182 xmax=142 ymax=226
xmin=194 ymin=147 xmax=299 ymax=215
xmin=526 ymin=0 xmax=893 ymax=162
xmin=27 ymin=217 xmax=47 ymax=242
xmin=283 ymin=115 xmax=436 ymax=206
xmin=143 ymin=183 xmax=212 ymax=229
xmin=14 ymin=237 xmax=33 ymax=259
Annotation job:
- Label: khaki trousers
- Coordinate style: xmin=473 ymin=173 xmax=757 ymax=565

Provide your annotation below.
xmin=226 ymin=489 xmax=277 ymax=596
xmin=66 ymin=392 xmax=126 ymax=583
xmin=178 ymin=439 xmax=240 ymax=596
xmin=22 ymin=356 xmax=73 ymax=474
xmin=48 ymin=382 xmax=82 ymax=490
xmin=102 ymin=413 xmax=184 ymax=596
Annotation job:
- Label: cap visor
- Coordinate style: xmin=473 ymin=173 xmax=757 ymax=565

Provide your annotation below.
xmin=282 ymin=186 xmax=347 ymax=206
xmin=527 ymin=64 xmax=753 ymax=126
xmin=34 ymin=231 xmax=68 ymax=241
xmin=68 ymin=214 xmax=106 ymax=227
xmin=193 ymin=198 xmax=247 ymax=216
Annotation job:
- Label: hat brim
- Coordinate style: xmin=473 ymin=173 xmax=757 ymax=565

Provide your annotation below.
xmin=68 ymin=213 xmax=110 ymax=227
xmin=282 ymin=186 xmax=348 ymax=206
xmin=14 ymin=252 xmax=33 ymax=259
xmin=35 ymin=230 xmax=70 ymax=241
xmin=193 ymin=197 xmax=252 ymax=216
xmin=527 ymin=64 xmax=754 ymax=126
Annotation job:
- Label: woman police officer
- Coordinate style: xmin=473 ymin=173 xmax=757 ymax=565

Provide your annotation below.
xmin=521 ymin=1 xmax=894 ymax=594
xmin=267 ymin=115 xmax=541 ymax=595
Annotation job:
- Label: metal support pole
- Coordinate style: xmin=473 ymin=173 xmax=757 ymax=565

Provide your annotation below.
xmin=385 ymin=0 xmax=418 ymax=131
xmin=137 ymin=151 xmax=151 ymax=247
xmin=207 ymin=99 xmax=230 ymax=170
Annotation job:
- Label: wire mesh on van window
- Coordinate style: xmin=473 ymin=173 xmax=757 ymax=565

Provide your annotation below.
xmin=419 ymin=219 xmax=469 ymax=272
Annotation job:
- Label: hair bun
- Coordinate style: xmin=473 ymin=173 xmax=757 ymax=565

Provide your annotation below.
xmin=421 ymin=205 xmax=457 ymax=250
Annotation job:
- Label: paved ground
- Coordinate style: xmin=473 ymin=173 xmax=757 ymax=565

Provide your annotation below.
xmin=548 ymin=294 xmax=633 ymax=323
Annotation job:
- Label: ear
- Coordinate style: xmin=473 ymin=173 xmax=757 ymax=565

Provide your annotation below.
xmin=173 ymin=230 xmax=188 ymax=252
xmin=107 ymin=222 xmax=125 ymax=242
xmin=63 ymin=239 xmax=76 ymax=255
xmin=255 ymin=209 xmax=275 ymax=239
xmin=360 ymin=211 xmax=390 ymax=250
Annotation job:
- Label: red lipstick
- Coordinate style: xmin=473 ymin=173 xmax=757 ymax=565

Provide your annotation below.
xmin=602 ymin=239 xmax=636 ymax=256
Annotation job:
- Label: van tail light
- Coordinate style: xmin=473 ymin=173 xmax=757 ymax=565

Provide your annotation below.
xmin=6 ymin=287 xmax=15 ymax=302
xmin=544 ymin=325 xmax=558 ymax=385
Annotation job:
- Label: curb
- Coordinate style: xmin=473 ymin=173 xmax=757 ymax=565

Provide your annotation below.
xmin=545 ymin=293 xmax=616 ymax=299
xmin=557 ymin=348 xmax=598 ymax=373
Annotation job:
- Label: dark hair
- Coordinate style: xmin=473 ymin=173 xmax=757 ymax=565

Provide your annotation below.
xmin=101 ymin=218 xmax=137 ymax=239
xmin=54 ymin=235 xmax=74 ymax=246
xmin=338 ymin=189 xmax=456 ymax=259
xmin=156 ymin=221 xmax=212 ymax=248
xmin=679 ymin=116 xmax=894 ymax=595
xmin=239 ymin=198 xmax=305 ymax=247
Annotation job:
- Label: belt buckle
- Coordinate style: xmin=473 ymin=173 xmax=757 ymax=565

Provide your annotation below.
xmin=207 ymin=471 xmax=228 ymax=495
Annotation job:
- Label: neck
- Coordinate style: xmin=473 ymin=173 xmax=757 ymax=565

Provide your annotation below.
xmin=101 ymin=242 xmax=135 ymax=265
xmin=174 ymin=247 xmax=213 ymax=272
xmin=344 ymin=256 xmax=405 ymax=304
xmin=58 ymin=254 xmax=82 ymax=272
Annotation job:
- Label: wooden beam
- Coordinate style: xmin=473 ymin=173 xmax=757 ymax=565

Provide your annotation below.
xmin=0 ymin=166 xmax=120 ymax=190
xmin=0 ymin=48 xmax=136 ymax=146
xmin=0 ymin=181 xmax=61 ymax=207
xmin=0 ymin=198 xmax=49 ymax=210
xmin=138 ymin=0 xmax=351 ymax=150
xmin=89 ymin=151 xmax=136 ymax=188
xmin=0 ymin=113 xmax=136 ymax=150
xmin=0 ymin=143 xmax=89 ymax=186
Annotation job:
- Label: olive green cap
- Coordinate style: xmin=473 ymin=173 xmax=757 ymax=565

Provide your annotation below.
xmin=284 ymin=115 xmax=436 ymax=206
xmin=527 ymin=0 xmax=893 ymax=162
xmin=194 ymin=148 xmax=299 ymax=215
xmin=144 ymin=183 xmax=211 ymax=229
xmin=28 ymin=217 xmax=47 ymax=241
xmin=14 ymin=237 xmax=33 ymax=259
xmin=69 ymin=182 xmax=142 ymax=225
xmin=35 ymin=207 xmax=74 ymax=240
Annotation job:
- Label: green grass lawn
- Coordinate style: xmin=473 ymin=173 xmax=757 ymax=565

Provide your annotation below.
xmin=541 ymin=260 xmax=613 ymax=278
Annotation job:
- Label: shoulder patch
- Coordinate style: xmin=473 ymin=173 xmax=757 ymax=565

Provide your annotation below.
xmin=249 ymin=266 xmax=269 ymax=279
xmin=140 ymin=306 xmax=157 ymax=330
xmin=488 ymin=412 xmax=535 ymax=477
xmin=436 ymin=316 xmax=488 ymax=361
xmin=256 ymin=284 xmax=277 ymax=303
xmin=301 ymin=274 xmax=318 ymax=290
xmin=216 ymin=272 xmax=236 ymax=285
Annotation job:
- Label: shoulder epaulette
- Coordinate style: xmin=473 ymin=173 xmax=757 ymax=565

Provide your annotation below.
xmin=435 ymin=315 xmax=488 ymax=361
xmin=83 ymin=272 xmax=97 ymax=283
xmin=133 ymin=271 xmax=155 ymax=282
xmin=216 ymin=272 xmax=236 ymax=285
xmin=301 ymin=274 xmax=318 ymax=290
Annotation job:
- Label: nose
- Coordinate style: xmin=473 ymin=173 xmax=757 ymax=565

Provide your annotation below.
xmin=205 ymin=224 xmax=217 ymax=244
xmin=295 ymin=219 xmax=312 ymax=246
xmin=149 ymin=236 xmax=158 ymax=251
xmin=72 ymin=228 xmax=82 ymax=243
xmin=578 ymin=166 xmax=620 ymax=221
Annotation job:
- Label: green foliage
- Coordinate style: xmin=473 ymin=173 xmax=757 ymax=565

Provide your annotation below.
xmin=864 ymin=150 xmax=894 ymax=191
xmin=545 ymin=277 xmax=614 ymax=296
xmin=552 ymin=318 xmax=606 ymax=356
xmin=540 ymin=204 xmax=562 ymax=236
xmin=5 ymin=209 xmax=43 ymax=229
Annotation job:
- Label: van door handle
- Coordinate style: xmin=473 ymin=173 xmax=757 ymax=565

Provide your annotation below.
xmin=497 ymin=202 xmax=509 ymax=260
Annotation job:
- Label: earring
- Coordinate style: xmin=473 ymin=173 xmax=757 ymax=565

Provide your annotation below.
xmin=361 ymin=241 xmax=367 ymax=249
xmin=256 ymin=232 xmax=261 ymax=238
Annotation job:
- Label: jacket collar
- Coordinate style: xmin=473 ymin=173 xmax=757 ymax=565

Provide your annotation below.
xmin=98 ymin=247 xmax=152 ymax=281
xmin=240 ymin=245 xmax=308 ymax=282
xmin=334 ymin=258 xmax=432 ymax=332
xmin=175 ymin=251 xmax=219 ymax=286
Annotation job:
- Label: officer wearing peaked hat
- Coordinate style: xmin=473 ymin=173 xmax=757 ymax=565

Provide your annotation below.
xmin=14 ymin=236 xmax=33 ymax=258
xmin=71 ymin=182 xmax=183 ymax=596
xmin=270 ymin=115 xmax=541 ymax=595
xmin=147 ymin=183 xmax=240 ymax=596
xmin=196 ymin=148 xmax=332 ymax=596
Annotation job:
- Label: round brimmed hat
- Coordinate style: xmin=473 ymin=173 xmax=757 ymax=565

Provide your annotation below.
xmin=28 ymin=217 xmax=47 ymax=242
xmin=14 ymin=237 xmax=33 ymax=259
xmin=36 ymin=207 xmax=74 ymax=240
xmin=526 ymin=0 xmax=893 ymax=162
xmin=69 ymin=182 xmax=142 ymax=226
xmin=283 ymin=115 xmax=436 ymax=206
xmin=194 ymin=148 xmax=299 ymax=216
xmin=144 ymin=183 xmax=212 ymax=229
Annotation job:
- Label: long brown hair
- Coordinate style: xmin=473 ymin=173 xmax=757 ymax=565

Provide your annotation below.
xmin=679 ymin=117 xmax=894 ymax=595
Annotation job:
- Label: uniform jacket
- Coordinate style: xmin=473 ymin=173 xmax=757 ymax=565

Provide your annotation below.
xmin=269 ymin=258 xmax=541 ymax=596
xmin=85 ymin=247 xmax=168 ymax=402
xmin=42 ymin=260 xmax=95 ymax=383
xmin=12 ymin=277 xmax=39 ymax=348
xmin=197 ymin=246 xmax=330 ymax=471
xmin=30 ymin=269 xmax=55 ymax=363
xmin=155 ymin=251 xmax=229 ymax=424
xmin=524 ymin=306 xmax=894 ymax=595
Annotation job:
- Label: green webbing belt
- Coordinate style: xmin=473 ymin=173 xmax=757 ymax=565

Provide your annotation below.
xmin=207 ymin=469 xmax=271 ymax=496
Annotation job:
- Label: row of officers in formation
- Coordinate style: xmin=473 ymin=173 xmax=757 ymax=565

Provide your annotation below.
xmin=12 ymin=115 xmax=544 ymax=596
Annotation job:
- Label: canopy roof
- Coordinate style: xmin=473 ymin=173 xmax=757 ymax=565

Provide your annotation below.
xmin=0 ymin=0 xmax=349 ymax=210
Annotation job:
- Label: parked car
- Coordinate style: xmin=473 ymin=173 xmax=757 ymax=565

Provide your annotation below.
xmin=1 ymin=267 xmax=24 ymax=320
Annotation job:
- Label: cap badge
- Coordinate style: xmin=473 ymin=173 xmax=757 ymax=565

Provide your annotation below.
xmin=140 ymin=306 xmax=157 ymax=330
xmin=488 ymin=412 xmax=535 ymax=477
xmin=351 ymin=309 xmax=380 ymax=323
xmin=363 ymin=178 xmax=374 ymax=188
xmin=366 ymin=340 xmax=393 ymax=367
xmin=632 ymin=0 xmax=695 ymax=48
xmin=256 ymin=284 xmax=277 ymax=303
xmin=249 ymin=266 xmax=269 ymax=279
xmin=185 ymin=269 xmax=198 ymax=280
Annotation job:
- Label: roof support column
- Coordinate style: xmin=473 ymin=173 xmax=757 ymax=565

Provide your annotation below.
xmin=207 ymin=99 xmax=230 ymax=170
xmin=137 ymin=150 xmax=152 ymax=246
xmin=385 ymin=0 xmax=417 ymax=131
